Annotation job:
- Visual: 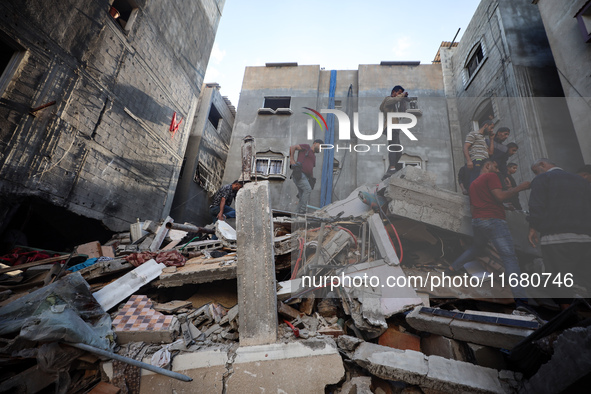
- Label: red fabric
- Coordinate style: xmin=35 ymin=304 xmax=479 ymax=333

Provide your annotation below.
xmin=469 ymin=172 xmax=506 ymax=220
xmin=0 ymin=248 xmax=57 ymax=266
xmin=296 ymin=144 xmax=316 ymax=176
xmin=124 ymin=250 xmax=186 ymax=267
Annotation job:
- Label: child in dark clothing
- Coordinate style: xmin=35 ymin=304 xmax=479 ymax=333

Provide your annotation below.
xmin=505 ymin=162 xmax=523 ymax=210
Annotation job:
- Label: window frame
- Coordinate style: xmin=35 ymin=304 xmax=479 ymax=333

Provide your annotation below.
xmin=462 ymin=41 xmax=488 ymax=89
xmin=258 ymin=96 xmax=293 ymax=115
xmin=251 ymin=152 xmax=287 ymax=180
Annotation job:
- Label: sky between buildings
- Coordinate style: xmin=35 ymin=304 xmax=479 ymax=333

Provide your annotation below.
xmin=204 ymin=0 xmax=482 ymax=107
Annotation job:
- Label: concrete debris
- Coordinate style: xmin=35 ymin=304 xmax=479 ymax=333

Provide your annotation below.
xmin=137 ymin=340 xmax=344 ymax=393
xmin=337 ymin=376 xmax=373 ymax=394
xmin=385 ymin=166 xmax=473 ymax=236
xmin=155 ymin=254 xmax=237 ymax=287
xmin=273 ymin=234 xmax=294 ymax=255
xmin=153 ymin=300 xmax=193 ymax=314
xmin=352 ymin=342 xmax=508 ymax=393
xmin=0 ymin=165 xmax=583 ymax=392
xmin=215 ymin=220 xmax=237 ymax=248
xmin=521 ymin=326 xmax=591 ymax=394
xmin=407 ymin=306 xmax=538 ymax=350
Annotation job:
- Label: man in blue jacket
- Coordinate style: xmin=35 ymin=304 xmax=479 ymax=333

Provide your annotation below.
xmin=528 ymin=158 xmax=591 ymax=309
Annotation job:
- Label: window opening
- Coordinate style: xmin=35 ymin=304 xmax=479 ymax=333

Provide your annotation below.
xmin=208 ymin=104 xmax=222 ymax=129
xmin=0 ymin=36 xmax=24 ymax=97
xmin=263 ymin=97 xmax=291 ymax=110
xmin=109 ymin=0 xmax=139 ymax=32
xmin=466 ymin=44 xmax=484 ymax=78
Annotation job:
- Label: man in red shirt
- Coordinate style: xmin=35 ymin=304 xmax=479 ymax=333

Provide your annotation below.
xmin=289 ymin=139 xmax=323 ymax=214
xmin=449 ymin=159 xmax=531 ymax=302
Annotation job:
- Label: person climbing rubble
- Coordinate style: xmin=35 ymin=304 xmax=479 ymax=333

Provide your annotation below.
xmin=290 ymin=139 xmax=323 ymax=214
xmin=209 ymin=180 xmax=244 ymax=222
xmin=380 ymin=85 xmax=409 ymax=180
xmin=446 ymin=159 xmax=533 ymax=312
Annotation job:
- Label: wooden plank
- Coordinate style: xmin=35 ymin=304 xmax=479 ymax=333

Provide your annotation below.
xmin=0 ymin=253 xmax=74 ymax=274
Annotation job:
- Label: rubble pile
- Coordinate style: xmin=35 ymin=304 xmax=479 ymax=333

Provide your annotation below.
xmin=0 ymin=168 xmax=589 ymax=393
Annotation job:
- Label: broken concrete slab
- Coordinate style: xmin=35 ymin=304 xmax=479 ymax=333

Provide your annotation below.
xmin=406 ymin=307 xmax=537 ymax=350
xmin=236 ymin=181 xmax=278 ymax=346
xmin=368 ymin=213 xmax=400 ymax=266
xmin=155 ymin=257 xmax=237 ymax=287
xmin=136 ymin=348 xmax=229 ymax=393
xmin=385 ymin=167 xmax=473 ymax=236
xmin=227 ymin=340 xmax=345 ymax=393
xmin=138 ymin=340 xmax=344 ymax=393
xmin=112 ymin=295 xmax=178 ymax=344
xmin=352 ymin=342 xmax=506 ymax=394
xmin=92 ymin=259 xmax=166 ymax=311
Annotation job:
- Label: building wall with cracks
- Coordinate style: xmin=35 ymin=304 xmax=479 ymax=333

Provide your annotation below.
xmin=170 ymin=83 xmax=235 ymax=226
xmin=0 ymin=0 xmax=224 ymax=232
xmin=442 ymin=0 xmax=584 ymax=201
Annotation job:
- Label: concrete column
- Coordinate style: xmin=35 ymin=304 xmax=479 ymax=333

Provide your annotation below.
xmin=236 ymin=180 xmax=278 ymax=346
xmin=439 ymin=46 xmax=464 ymax=193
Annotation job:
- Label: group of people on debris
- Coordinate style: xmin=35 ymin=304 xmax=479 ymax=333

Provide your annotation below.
xmin=208 ymin=84 xmax=591 ymax=313
xmin=450 ymin=117 xmax=591 ymax=312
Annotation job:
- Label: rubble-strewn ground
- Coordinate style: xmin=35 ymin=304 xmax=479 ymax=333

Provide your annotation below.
xmin=1 ymin=169 xmax=590 ymax=393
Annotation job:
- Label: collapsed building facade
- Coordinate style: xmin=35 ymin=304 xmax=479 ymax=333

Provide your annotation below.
xmin=0 ymin=0 xmax=226 ymax=236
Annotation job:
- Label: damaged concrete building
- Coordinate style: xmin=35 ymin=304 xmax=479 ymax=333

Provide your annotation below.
xmin=1 ymin=0 xmax=591 ymax=393
xmin=169 ymin=82 xmax=236 ymax=226
xmin=222 ymin=0 xmax=587 ymax=213
xmin=0 ymin=0 xmax=226 ymax=238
